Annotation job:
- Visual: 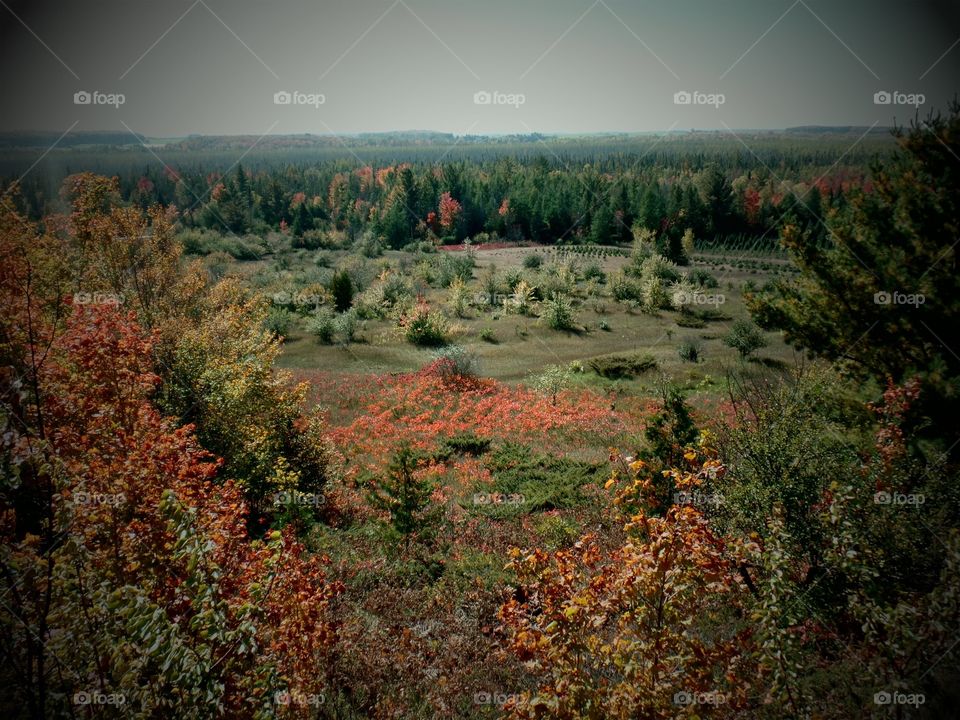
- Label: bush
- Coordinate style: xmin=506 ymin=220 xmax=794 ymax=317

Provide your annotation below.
xmin=724 ymin=318 xmax=767 ymax=359
xmin=263 ymin=306 xmax=293 ymax=338
xmin=479 ymin=326 xmax=497 ymax=343
xmin=430 ymin=344 xmax=477 ymax=377
xmin=330 ymin=269 xmax=354 ymax=312
xmin=678 ymin=337 xmax=702 ymax=362
xmin=353 ymin=230 xmax=384 ymax=258
xmin=675 ymin=313 xmax=706 ymax=328
xmin=523 ymin=253 xmax=543 ymax=269
xmin=542 ymin=293 xmax=576 ymax=331
xmin=401 ymin=301 xmax=449 ymax=346
xmin=334 ymin=308 xmax=359 ymax=343
xmin=308 ymin=308 xmax=336 ymax=344
xmin=690 ymin=267 xmax=719 ymax=288
xmin=482 ymin=442 xmax=603 ymax=513
xmin=588 ymin=351 xmax=657 ymax=379
xmin=582 ymin=261 xmax=605 ymax=283
xmin=434 ymin=252 xmax=475 ymax=287
xmin=442 ymin=432 xmax=491 ymax=456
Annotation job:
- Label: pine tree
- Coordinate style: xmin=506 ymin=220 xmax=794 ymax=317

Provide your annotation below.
xmin=748 ymin=104 xmax=960 ymax=461
xmin=367 ymin=444 xmax=438 ymax=551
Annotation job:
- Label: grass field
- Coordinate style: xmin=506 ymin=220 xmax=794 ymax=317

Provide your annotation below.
xmin=272 ymin=244 xmax=796 ymax=394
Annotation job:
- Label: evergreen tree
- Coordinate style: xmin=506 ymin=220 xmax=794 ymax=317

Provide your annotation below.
xmin=330 ymin=269 xmax=353 ymax=313
xmin=748 ymin=105 xmax=960 ymax=462
xmin=367 ymin=444 xmax=438 ymax=551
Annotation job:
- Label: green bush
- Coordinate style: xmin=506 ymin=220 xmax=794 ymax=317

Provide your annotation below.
xmin=523 ymin=253 xmax=543 ymax=269
xmin=430 ymin=344 xmax=477 ymax=377
xmin=690 ymin=267 xmax=719 ymax=288
xmin=330 ymin=269 xmax=354 ymax=312
xmin=334 ymin=308 xmax=359 ymax=343
xmin=479 ymin=326 xmax=497 ymax=343
xmin=308 ymin=308 xmax=336 ymax=344
xmin=402 ymin=304 xmax=449 ymax=346
xmin=442 ymin=433 xmax=492 ymax=456
xmin=263 ymin=306 xmax=293 ymax=338
xmin=675 ymin=313 xmax=706 ymax=328
xmin=480 ymin=443 xmax=603 ymax=514
xmin=723 ymin=318 xmax=767 ymax=359
xmin=542 ymin=293 xmax=576 ymax=331
xmin=582 ymin=261 xmax=606 ymax=283
xmin=678 ymin=337 xmax=702 ymax=362
xmin=587 ymin=351 xmax=657 ymax=379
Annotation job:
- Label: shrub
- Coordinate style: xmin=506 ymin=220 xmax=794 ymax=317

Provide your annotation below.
xmin=263 ymin=306 xmax=293 ymax=338
xmin=483 ymin=442 xmax=602 ymax=513
xmin=542 ymin=293 xmax=576 ymax=331
xmin=522 ymin=253 xmax=543 ymax=269
xmin=400 ymin=300 xmax=449 ymax=346
xmin=353 ymin=230 xmax=384 ymax=257
xmin=675 ymin=313 xmax=706 ymax=328
xmin=309 ymin=308 xmax=336 ymax=344
xmin=447 ymin=276 xmax=471 ymax=317
xmin=678 ymin=337 xmax=702 ymax=362
xmin=334 ymin=307 xmax=360 ymax=343
xmin=330 ymin=269 xmax=354 ymax=312
xmin=690 ymin=267 xmax=719 ymax=288
xmin=434 ymin=252 xmax=475 ymax=287
xmin=588 ymin=351 xmax=657 ymax=379
xmin=505 ymin=279 xmax=536 ymax=315
xmin=430 ymin=344 xmax=477 ymax=378
xmin=479 ymin=326 xmax=497 ymax=343
xmin=442 ymin=432 xmax=492 ymax=456
xmin=724 ymin=318 xmax=767 ymax=359
xmin=582 ymin=261 xmax=605 ymax=283
xmin=610 ymin=272 xmax=641 ymax=302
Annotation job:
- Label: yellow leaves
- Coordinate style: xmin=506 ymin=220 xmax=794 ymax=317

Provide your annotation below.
xmin=629 ymin=459 xmax=646 ymax=473
xmin=683 ymin=451 xmax=697 ymax=462
xmin=562 ymin=605 xmax=580 ymax=621
xmin=604 ymin=477 xmax=616 ymax=490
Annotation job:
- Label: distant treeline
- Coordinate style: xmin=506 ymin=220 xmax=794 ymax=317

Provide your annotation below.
xmin=4 ymin=131 xmax=895 ymax=249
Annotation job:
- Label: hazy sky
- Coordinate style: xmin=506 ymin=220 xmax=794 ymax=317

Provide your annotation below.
xmin=1 ymin=0 xmax=958 ymax=136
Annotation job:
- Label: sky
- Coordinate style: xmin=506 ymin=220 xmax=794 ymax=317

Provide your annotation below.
xmin=0 ymin=0 xmax=958 ymax=137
